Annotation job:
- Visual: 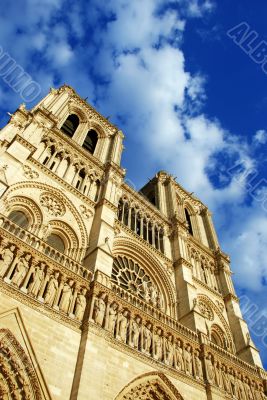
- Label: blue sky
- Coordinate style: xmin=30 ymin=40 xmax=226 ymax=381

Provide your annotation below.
xmin=0 ymin=0 xmax=266 ymax=367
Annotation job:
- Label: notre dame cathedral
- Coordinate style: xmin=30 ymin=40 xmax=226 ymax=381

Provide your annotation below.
xmin=0 ymin=84 xmax=266 ymax=399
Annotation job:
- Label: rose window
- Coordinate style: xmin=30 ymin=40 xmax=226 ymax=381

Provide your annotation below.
xmin=111 ymin=256 xmax=153 ymax=299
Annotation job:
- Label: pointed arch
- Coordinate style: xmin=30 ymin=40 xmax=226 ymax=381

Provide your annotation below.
xmin=114 ymin=372 xmax=185 ymax=400
xmin=113 ymin=236 xmax=176 ymax=317
xmin=0 ymin=327 xmax=51 ymax=399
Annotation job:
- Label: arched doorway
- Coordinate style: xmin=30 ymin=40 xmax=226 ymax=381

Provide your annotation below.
xmin=114 ymin=372 xmax=184 ymax=400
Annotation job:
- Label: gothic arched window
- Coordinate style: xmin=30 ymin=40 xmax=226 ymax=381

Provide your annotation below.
xmin=46 ymin=233 xmax=65 ymax=253
xmin=8 ymin=210 xmax=29 ymax=230
xmin=185 ymin=208 xmax=193 ymax=236
xmin=61 ymin=114 xmax=79 ymax=137
xmin=83 ymin=129 xmax=98 ymax=154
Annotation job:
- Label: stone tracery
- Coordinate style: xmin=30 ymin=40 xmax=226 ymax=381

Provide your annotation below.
xmin=111 ymin=256 xmax=164 ymax=310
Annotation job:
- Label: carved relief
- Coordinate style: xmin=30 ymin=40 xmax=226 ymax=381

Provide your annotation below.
xmin=40 ymin=192 xmax=66 ymax=217
xmin=197 ymin=299 xmax=214 ymax=321
xmin=23 ymin=165 xmax=39 ymax=179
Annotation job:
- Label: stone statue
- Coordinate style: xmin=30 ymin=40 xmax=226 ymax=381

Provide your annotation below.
xmin=0 ymin=245 xmax=15 ymax=277
xmin=236 ymin=374 xmax=246 ymax=400
xmin=164 ymin=335 xmax=174 ymax=366
xmin=228 ymin=369 xmax=237 ymax=397
xmin=149 ymin=285 xmax=158 ymax=307
xmin=206 ymin=353 xmax=215 ymax=384
xmin=214 ymin=361 xmax=223 ymax=388
xmin=107 ymin=303 xmax=118 ymax=334
xmin=94 ymin=293 xmax=106 ymax=326
xmin=75 ymin=288 xmax=87 ymax=321
xmin=174 ymin=339 xmax=184 ymax=371
xmin=116 ymin=310 xmax=128 ymax=342
xmin=153 ymin=328 xmax=163 ymax=361
xmin=130 ymin=316 xmax=141 ymax=349
xmin=184 ymin=345 xmax=193 ymax=375
xmin=142 ymin=323 xmax=152 ymax=355
xmin=11 ymin=254 xmax=31 ymax=287
xmin=221 ymin=365 xmax=231 ymax=393
xmin=194 ymin=350 xmax=203 ymax=380
xmin=59 ymin=280 xmax=74 ymax=313
xmin=142 ymin=280 xmax=150 ymax=302
xmin=44 ymin=272 xmax=59 ymax=306
xmin=244 ymin=377 xmax=254 ymax=400
xmin=28 ymin=262 xmax=45 ymax=297
xmin=157 ymin=291 xmax=164 ymax=311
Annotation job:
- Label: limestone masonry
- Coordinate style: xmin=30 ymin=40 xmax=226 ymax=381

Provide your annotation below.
xmin=0 ymin=85 xmax=266 ymax=399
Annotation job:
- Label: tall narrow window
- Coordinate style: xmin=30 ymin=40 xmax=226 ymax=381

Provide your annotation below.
xmin=83 ymin=129 xmax=98 ymax=154
xmin=118 ymin=199 xmax=123 ymax=221
xmin=185 ymin=208 xmax=193 ymax=236
xmin=61 ymin=114 xmax=79 ymax=137
xmin=8 ymin=211 xmax=29 ymax=230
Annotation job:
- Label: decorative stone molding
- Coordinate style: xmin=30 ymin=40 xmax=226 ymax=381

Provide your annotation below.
xmin=40 ymin=192 xmax=66 ymax=217
xmin=197 ymin=299 xmax=214 ymax=321
xmin=23 ymin=164 xmax=39 ymax=179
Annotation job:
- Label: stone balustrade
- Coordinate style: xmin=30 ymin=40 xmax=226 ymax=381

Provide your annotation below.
xmin=0 ymin=213 xmax=90 ymax=280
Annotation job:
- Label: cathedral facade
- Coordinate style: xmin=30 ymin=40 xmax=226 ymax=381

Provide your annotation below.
xmin=0 ymin=85 xmax=266 ymax=400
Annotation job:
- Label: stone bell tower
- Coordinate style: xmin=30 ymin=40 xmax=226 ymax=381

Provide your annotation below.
xmin=0 ymin=85 xmax=266 ymax=400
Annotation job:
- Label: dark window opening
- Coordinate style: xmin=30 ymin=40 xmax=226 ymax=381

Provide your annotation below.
xmin=83 ymin=129 xmax=98 ymax=154
xmin=61 ymin=114 xmax=79 ymax=137
xmin=185 ymin=208 xmax=193 ymax=235
xmin=8 ymin=211 xmax=29 ymax=230
xmin=46 ymin=234 xmax=65 ymax=253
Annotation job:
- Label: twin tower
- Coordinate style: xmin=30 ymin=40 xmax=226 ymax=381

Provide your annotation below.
xmin=0 ymin=85 xmax=265 ymax=400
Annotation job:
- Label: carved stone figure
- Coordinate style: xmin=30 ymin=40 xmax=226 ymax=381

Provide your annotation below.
xmin=28 ymin=262 xmax=45 ymax=297
xmin=94 ymin=293 xmax=106 ymax=326
xmin=142 ymin=280 xmax=150 ymax=302
xmin=157 ymin=291 xmax=164 ymax=311
xmin=116 ymin=310 xmax=128 ymax=342
xmin=0 ymin=245 xmax=15 ymax=277
xmin=59 ymin=279 xmax=74 ymax=313
xmin=164 ymin=335 xmax=174 ymax=366
xmin=44 ymin=272 xmax=59 ymax=306
xmin=236 ymin=373 xmax=246 ymax=400
xmin=75 ymin=288 xmax=87 ymax=321
xmin=142 ymin=323 xmax=152 ymax=355
xmin=214 ymin=361 xmax=223 ymax=388
xmin=153 ymin=328 xmax=163 ymax=361
xmin=206 ymin=353 xmax=215 ymax=384
xmin=174 ymin=339 xmax=184 ymax=371
xmin=228 ymin=369 xmax=237 ymax=397
xmin=221 ymin=365 xmax=231 ymax=393
xmin=194 ymin=350 xmax=203 ymax=380
xmin=11 ymin=254 xmax=31 ymax=287
xmin=244 ymin=377 xmax=254 ymax=400
xmin=149 ymin=285 xmax=158 ymax=307
xmin=184 ymin=345 xmax=193 ymax=375
xmin=130 ymin=316 xmax=141 ymax=349
xmin=107 ymin=303 xmax=118 ymax=334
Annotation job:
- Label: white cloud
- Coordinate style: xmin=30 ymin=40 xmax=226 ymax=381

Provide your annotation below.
xmin=253 ymin=129 xmax=267 ymax=145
